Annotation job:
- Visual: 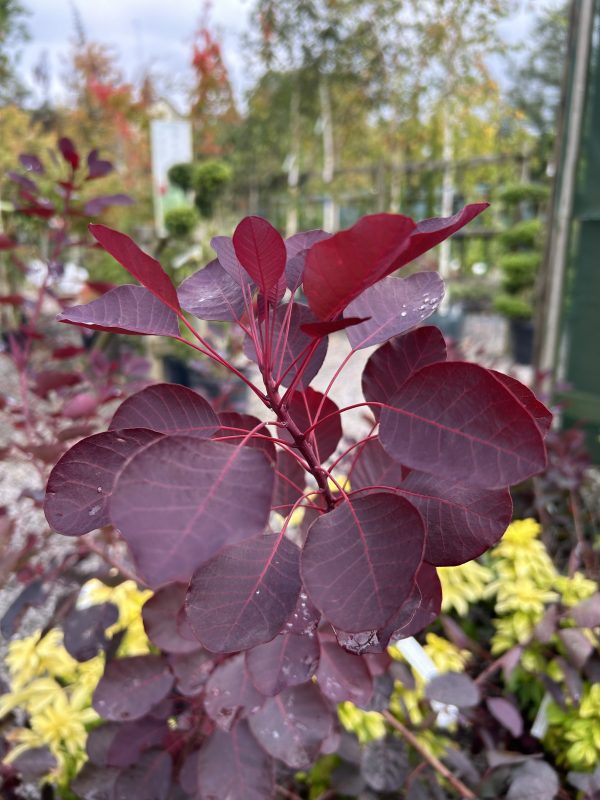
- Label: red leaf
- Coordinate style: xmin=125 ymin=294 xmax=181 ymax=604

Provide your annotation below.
xmin=379 ymin=362 xmax=547 ymax=489
xmin=110 ymin=436 xmax=275 ymax=586
xmin=273 ymin=449 xmax=306 ymax=514
xmin=317 ymin=638 xmax=373 ymax=706
xmin=58 ymin=136 xmax=80 ymax=170
xmin=52 ymin=345 xmax=86 ymax=359
xmin=109 ymin=383 xmax=218 ymax=438
xmin=491 ymin=370 xmax=552 ymax=435
xmin=233 ymin=216 xmax=286 ymax=297
xmin=350 ymin=439 xmax=407 ymax=491
xmin=215 ymin=411 xmax=276 ymax=463
xmin=0 ymin=236 xmax=17 ymax=251
xmin=44 ymin=429 xmax=162 ymax=535
xmin=61 ymin=393 xmax=99 ymax=419
xmin=304 ymin=213 xmax=416 ymax=320
xmin=246 ymin=633 xmax=320 ymax=696
xmin=142 ymin=583 xmax=199 ymax=654
xmin=301 ymin=492 xmax=425 ymax=631
xmin=0 ymin=293 xmax=23 ymax=304
xmin=58 ymin=285 xmax=180 ymax=337
xmin=186 ymin=533 xmax=301 ymax=653
xmin=281 ymin=388 xmax=342 ymax=463
xmin=92 ymin=655 xmax=174 ymax=721
xmin=300 ymin=317 xmax=370 ymax=336
xmin=89 ymin=224 xmax=180 ymax=312
xmin=204 ymin=654 xmax=264 ymax=730
xmin=33 ymin=370 xmax=81 ymax=397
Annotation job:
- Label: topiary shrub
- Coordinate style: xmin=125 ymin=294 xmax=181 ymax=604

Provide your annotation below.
xmin=167 ymin=162 xmax=195 ymax=193
xmin=164 ymin=206 xmax=198 ymax=239
xmin=191 ymin=159 xmax=233 ymax=218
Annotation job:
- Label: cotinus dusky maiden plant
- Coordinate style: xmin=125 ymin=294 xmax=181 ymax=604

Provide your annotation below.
xmin=42 ymin=205 xmax=552 ymax=798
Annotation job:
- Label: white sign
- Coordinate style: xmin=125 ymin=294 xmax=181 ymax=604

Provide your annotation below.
xmin=150 ymin=119 xmax=193 ymax=236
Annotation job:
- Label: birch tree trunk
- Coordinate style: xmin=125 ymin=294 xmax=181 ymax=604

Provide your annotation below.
xmin=285 ymin=83 xmax=301 ymax=237
xmin=319 ymin=76 xmax=338 ymax=232
xmin=439 ymin=102 xmax=455 ymax=281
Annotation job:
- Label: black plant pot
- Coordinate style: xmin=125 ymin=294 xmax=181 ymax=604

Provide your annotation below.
xmin=510 ymin=318 xmax=534 ymax=365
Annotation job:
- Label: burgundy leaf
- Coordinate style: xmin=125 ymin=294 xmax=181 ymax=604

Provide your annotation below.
xmin=273 ymin=449 xmax=306 ymax=514
xmin=350 ymin=439 xmax=407 ymax=492
xmin=317 ymin=638 xmax=373 ymax=706
xmin=84 ymin=194 xmax=133 ymax=216
xmin=186 ymin=532 xmax=301 ymax=653
xmin=392 ymin=203 xmax=489 ymax=271
xmin=396 ymin=471 xmax=513 ymax=566
xmin=178 ymin=259 xmax=246 ymax=322
xmin=345 ymin=272 xmax=445 ymax=349
xmin=204 ymin=654 xmax=264 ymax=730
xmin=33 ymin=370 xmax=81 ymax=397
xmin=286 ymin=229 xmax=331 ymax=258
xmin=89 ymin=224 xmax=180 ymax=312
xmin=8 ymin=170 xmax=39 ymax=193
xmin=284 ymin=589 xmax=321 ymax=635
xmin=569 ymin=593 xmax=600 ymax=628
xmin=211 ymin=234 xmax=252 ymax=286
xmin=71 ymin=763 xmax=119 ymax=799
xmin=486 ymin=697 xmax=523 ymax=738
xmin=106 ymin=718 xmax=168 ymax=768
xmin=248 ymin=683 xmax=333 ymax=768
xmin=19 ymin=153 xmax=45 ymax=174
xmin=86 ymin=148 xmax=113 ymax=179
xmin=168 ymin=648 xmax=212 ymax=696
xmin=109 ymin=383 xmax=218 ymax=438
xmin=379 ymin=362 xmax=547 ymax=489
xmin=142 ymin=583 xmax=198 ymax=654
xmin=301 ymin=317 xmax=370 ymax=337
xmin=492 ymin=370 xmax=553 ymax=435
xmin=112 ymin=750 xmax=172 ymax=800
xmin=380 ymin=561 xmax=442 ymax=643
xmin=282 ymin=387 xmax=343 ymax=463
xmin=63 ymin=603 xmax=119 ymax=662
xmin=44 ymin=428 xmax=162 ymax=535
xmin=303 ymin=214 xmax=416 ymax=320
xmin=425 ymin=672 xmax=480 ymax=708
xmin=301 ymin=492 xmax=425 ymax=631
xmin=62 ymin=393 xmax=99 ymax=419
xmin=92 ymin=655 xmax=174 ymax=721
xmin=57 ymin=285 xmax=180 ymax=337
xmin=52 ymin=345 xmax=86 ymax=359
xmin=0 ymin=235 xmax=17 ymax=251
xmin=58 ymin=136 xmax=80 ymax=169
xmin=246 ymin=633 xmax=320 ymax=696
xmin=232 ymin=216 xmax=286 ymax=296
xmin=362 ymin=326 xmax=447 ymax=419
xmin=215 ymin=411 xmax=276 ymax=463
xmin=86 ymin=279 xmax=117 ymax=296
xmin=197 ymin=720 xmax=274 ymax=800
xmin=110 ymin=436 xmax=275 ymax=586
xmin=244 ymin=302 xmax=328 ymax=388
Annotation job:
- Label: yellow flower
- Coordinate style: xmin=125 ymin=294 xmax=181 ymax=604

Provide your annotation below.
xmin=5 ymin=632 xmax=44 ymax=690
xmin=424 ymin=633 xmax=470 ymax=673
xmin=338 ymin=702 xmax=386 ymax=743
xmin=438 ymin=561 xmax=493 ymax=616
xmin=82 ymin=578 xmax=152 ymax=656
xmin=555 ymin=573 xmax=597 ymax=607
xmin=30 ymin=687 xmax=98 ymax=758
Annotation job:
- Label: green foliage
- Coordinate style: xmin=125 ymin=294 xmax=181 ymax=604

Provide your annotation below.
xmin=499 ymin=218 xmax=542 ymax=249
xmin=168 ymin=162 xmax=195 ymax=193
xmin=164 ymin=206 xmax=198 ymax=239
xmin=494 ymin=293 xmax=533 ymax=319
xmin=498 ymin=182 xmax=549 ymax=206
xmin=192 ymin=159 xmax=233 ymax=218
xmin=499 ymin=251 xmax=541 ymax=292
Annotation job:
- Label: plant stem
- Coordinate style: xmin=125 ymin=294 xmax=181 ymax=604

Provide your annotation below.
xmin=382 ymin=711 xmax=477 ymax=799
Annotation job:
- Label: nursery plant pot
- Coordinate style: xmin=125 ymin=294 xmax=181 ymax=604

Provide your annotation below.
xmin=510 ymin=318 xmax=534 ymax=365
xmin=430 ymin=304 xmax=465 ymax=341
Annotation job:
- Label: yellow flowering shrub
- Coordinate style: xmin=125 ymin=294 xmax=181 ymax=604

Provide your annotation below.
xmin=0 ymin=579 xmax=152 ymax=791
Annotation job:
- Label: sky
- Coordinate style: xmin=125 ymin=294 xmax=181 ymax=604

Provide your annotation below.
xmin=15 ymin=0 xmax=535 ymax=110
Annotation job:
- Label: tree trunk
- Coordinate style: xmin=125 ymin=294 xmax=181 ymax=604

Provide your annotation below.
xmin=439 ymin=103 xmax=455 ymax=281
xmin=319 ymin=76 xmax=338 ymax=231
xmin=285 ymin=83 xmax=301 ymax=237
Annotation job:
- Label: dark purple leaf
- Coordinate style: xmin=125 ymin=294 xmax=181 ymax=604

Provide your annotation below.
xmin=106 ymin=718 xmax=168 ymax=767
xmin=301 ymin=492 xmax=425 ymax=631
xmin=559 ymin=628 xmax=594 ymax=668
xmin=72 ymin=763 xmax=119 ymax=799
xmin=11 ymin=747 xmax=57 ymax=778
xmin=286 ymin=229 xmax=331 ymax=258
xmin=379 ymin=362 xmax=547 ymax=489
xmin=362 ymin=326 xmax=447 ymax=419
xmin=396 ymin=471 xmax=513 ymax=566
xmin=425 ymin=672 xmax=480 ymax=708
xmin=507 ymin=761 xmax=559 ymax=800
xmin=248 ymin=683 xmax=333 ymax=768
xmin=178 ymin=259 xmax=246 ymax=322
xmin=84 ymin=194 xmax=134 ymax=216
xmin=44 ymin=429 xmax=162 ymax=536
xmin=284 ymin=589 xmax=321 ymax=635
xmin=168 ymin=648 xmax=212 ymax=696
xmin=486 ymin=697 xmax=523 ymax=738
xmin=393 ymin=203 xmax=489 ymax=269
xmin=197 ymin=720 xmax=274 ymax=800
xmin=246 ymin=633 xmax=320 ymax=696
xmin=33 ymin=370 xmax=81 ymax=397
xmin=86 ymin=723 xmax=122 ymax=765
xmin=92 ymin=655 xmax=174 ymax=721
xmin=361 ymin=738 xmax=409 ymax=792
xmin=301 ymin=316 xmax=370 ymax=336
xmin=317 ymin=639 xmax=373 ymax=706
xmin=142 ymin=584 xmax=198 ymax=654
xmin=0 ymin=581 xmax=48 ymax=639
xmin=87 ymin=148 xmax=113 ymax=179
xmin=244 ymin=302 xmax=328 ymax=389
xmin=89 ymin=224 xmax=181 ymax=312
xmin=59 ymin=136 xmax=80 ymax=169
xmin=381 ymin=561 xmax=442 ymax=643
xmin=345 ymin=272 xmax=444 ymax=349
xmin=215 ymin=411 xmax=276 ymax=463
xmin=273 ymin=449 xmax=306 ymax=514
xmin=569 ymin=593 xmax=600 ymax=628
xmin=63 ymin=602 xmax=119 ymax=661
xmin=109 ymin=383 xmax=218 ymax=438
xmin=350 ymin=439 xmax=407 ymax=492
xmin=204 ymin=654 xmax=264 ymax=730
xmin=19 ymin=153 xmax=44 ymax=174
xmin=282 ymin=387 xmax=343 ymax=463
xmin=233 ymin=216 xmax=286 ymax=296
xmin=110 ymin=436 xmax=275 ymax=587
xmin=8 ymin=170 xmax=39 ymax=193
xmin=304 ymin=214 xmax=416 ymax=320
xmin=211 ymin=234 xmax=252 ymax=286
xmin=186 ymin=532 xmax=301 ymax=653
xmin=492 ymin=371 xmax=553 ymax=435
xmin=112 ymin=750 xmax=172 ymax=800
xmin=58 ymin=285 xmax=180 ymax=337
